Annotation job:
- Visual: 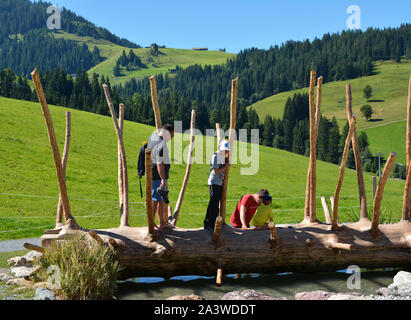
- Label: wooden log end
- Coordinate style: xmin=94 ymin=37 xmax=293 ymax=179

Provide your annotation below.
xmin=328 ymin=241 xmax=354 ymax=251
xmin=23 ymin=243 xmax=45 ymax=253
xmin=216 ymin=268 xmax=223 ymax=287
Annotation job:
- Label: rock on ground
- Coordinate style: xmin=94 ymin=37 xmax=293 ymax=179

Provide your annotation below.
xmin=376 ymin=287 xmax=391 ymax=297
xmin=388 ymin=271 xmax=411 ymax=297
xmin=34 ymin=288 xmax=56 ymax=300
xmin=221 ymin=289 xmax=287 ymax=300
xmin=0 ymin=272 xmax=14 ymax=282
xmin=10 ymin=266 xmax=39 ymax=278
xmin=295 ymin=290 xmax=336 ymax=300
xmin=167 ymin=294 xmax=205 ymax=300
xmin=328 ymin=294 xmax=370 ymax=300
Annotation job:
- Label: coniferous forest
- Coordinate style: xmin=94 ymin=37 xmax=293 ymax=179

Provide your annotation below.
xmin=0 ymin=0 xmax=410 ymax=179
xmin=0 ymin=0 xmax=139 ymax=76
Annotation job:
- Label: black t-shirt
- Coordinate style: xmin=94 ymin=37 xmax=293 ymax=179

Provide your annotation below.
xmin=147 ymin=133 xmax=171 ymax=181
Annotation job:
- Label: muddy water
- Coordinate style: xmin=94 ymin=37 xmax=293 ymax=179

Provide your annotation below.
xmin=117 ymin=270 xmax=397 ymax=300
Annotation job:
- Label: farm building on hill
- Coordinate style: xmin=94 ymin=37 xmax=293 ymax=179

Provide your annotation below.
xmin=192 ymin=47 xmax=208 ymax=51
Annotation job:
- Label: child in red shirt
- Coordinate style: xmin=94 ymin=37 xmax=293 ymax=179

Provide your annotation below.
xmin=230 ymin=190 xmax=269 ymax=229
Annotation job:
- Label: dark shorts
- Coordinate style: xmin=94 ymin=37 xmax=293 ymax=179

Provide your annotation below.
xmin=152 ymin=179 xmax=166 ymax=202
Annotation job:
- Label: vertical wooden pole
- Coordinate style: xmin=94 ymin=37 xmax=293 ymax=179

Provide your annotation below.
xmin=216 ymin=267 xmax=223 ymax=287
xmin=219 ymin=78 xmax=238 ymax=223
xmin=403 ymin=163 xmax=411 ymax=221
xmin=103 ymin=85 xmax=129 ymax=227
xmin=321 ymin=197 xmax=332 ymax=224
xmin=268 ymin=221 xmax=278 ymax=245
xmin=56 ymin=112 xmax=71 ymax=228
xmin=330 ymin=196 xmax=335 ymax=215
xmin=304 ymin=76 xmax=322 ymax=222
xmin=118 ymin=104 xmax=125 ymax=223
xmin=173 ymin=110 xmax=196 ymax=226
xmin=149 ymin=75 xmax=162 ymax=131
xmin=346 ymin=84 xmax=368 ymax=220
xmin=213 ymin=216 xmax=224 ymax=244
xmin=332 ymin=115 xmax=357 ymax=230
xmin=31 ymin=69 xmax=78 ymax=229
xmin=402 ymin=75 xmax=411 ymax=221
xmin=372 ymin=152 xmax=397 ymax=236
xmin=373 ymin=176 xmax=377 ymax=201
xmin=145 ymin=148 xmax=155 ymax=237
xmin=308 ymin=70 xmax=317 ymax=223
xmin=216 ymin=123 xmax=223 ymax=146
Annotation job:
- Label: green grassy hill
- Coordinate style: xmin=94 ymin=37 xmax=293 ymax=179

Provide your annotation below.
xmin=53 ymin=31 xmax=235 ymax=86
xmin=0 ymin=96 xmax=406 ymax=240
xmin=249 ymin=59 xmax=411 ymax=165
xmin=250 ymin=60 xmax=411 ymax=129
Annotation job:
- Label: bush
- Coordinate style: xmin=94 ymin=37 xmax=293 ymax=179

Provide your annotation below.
xmin=34 ymin=233 xmax=120 ymax=300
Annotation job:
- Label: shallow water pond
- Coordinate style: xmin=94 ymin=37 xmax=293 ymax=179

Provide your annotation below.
xmin=117 ymin=270 xmax=398 ymax=300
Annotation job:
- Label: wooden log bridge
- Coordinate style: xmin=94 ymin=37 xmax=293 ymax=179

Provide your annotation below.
xmin=31 ymin=70 xmax=411 ymax=281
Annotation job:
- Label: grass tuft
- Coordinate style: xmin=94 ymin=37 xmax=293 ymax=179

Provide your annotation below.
xmin=33 ymin=233 xmax=120 ymax=300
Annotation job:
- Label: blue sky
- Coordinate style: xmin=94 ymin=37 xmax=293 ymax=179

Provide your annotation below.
xmin=50 ymin=0 xmax=411 ymax=53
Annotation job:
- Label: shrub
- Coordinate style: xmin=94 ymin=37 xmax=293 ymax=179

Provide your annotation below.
xmin=34 ymin=232 xmax=120 ymax=300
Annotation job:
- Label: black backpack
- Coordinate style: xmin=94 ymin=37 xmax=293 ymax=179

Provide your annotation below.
xmin=137 ymin=143 xmax=148 ymax=197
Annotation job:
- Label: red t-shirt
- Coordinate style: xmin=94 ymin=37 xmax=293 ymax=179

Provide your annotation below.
xmin=230 ymin=194 xmax=260 ymax=228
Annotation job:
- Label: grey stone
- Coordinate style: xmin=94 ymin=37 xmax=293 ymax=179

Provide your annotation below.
xmin=0 ymin=272 xmax=14 ymax=282
xmin=23 ymin=251 xmax=42 ymax=263
xmin=376 ymin=287 xmax=391 ymax=297
xmin=388 ymin=271 xmax=411 ymax=297
xmin=221 ymin=289 xmax=287 ymax=300
xmin=167 ymin=294 xmax=205 ymax=300
xmin=34 ymin=288 xmax=56 ymax=300
xmin=295 ymin=290 xmax=336 ymax=300
xmin=10 ymin=266 xmax=39 ymax=278
xmin=328 ymin=294 xmax=369 ymax=300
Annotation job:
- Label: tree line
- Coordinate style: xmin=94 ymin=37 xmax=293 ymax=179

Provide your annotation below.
xmin=117 ymin=24 xmax=411 ymax=122
xmin=1 ymin=67 xmax=405 ymax=180
xmin=0 ymin=0 xmax=140 ymax=76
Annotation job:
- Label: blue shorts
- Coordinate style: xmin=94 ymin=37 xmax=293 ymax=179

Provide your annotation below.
xmin=152 ymin=179 xmax=166 ymax=202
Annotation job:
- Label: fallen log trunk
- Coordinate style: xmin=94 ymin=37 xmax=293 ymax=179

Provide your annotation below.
xmin=40 ymin=220 xmax=411 ymax=280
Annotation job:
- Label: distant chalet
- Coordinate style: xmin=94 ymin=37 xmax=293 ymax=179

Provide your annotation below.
xmin=192 ymin=47 xmax=208 ymax=51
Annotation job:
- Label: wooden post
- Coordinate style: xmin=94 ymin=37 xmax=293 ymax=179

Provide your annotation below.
xmin=118 ymin=104 xmax=125 ymax=223
xmin=373 ymin=176 xmax=377 ymax=201
xmin=372 ymin=152 xmax=397 ymax=236
xmin=403 ymin=75 xmax=411 ymax=221
xmin=346 ymin=84 xmax=368 ymax=220
xmin=31 ymin=69 xmax=78 ymax=229
xmin=149 ymin=75 xmax=162 ymax=131
xmin=216 ymin=267 xmax=223 ymax=287
xmin=173 ymin=110 xmax=196 ymax=226
xmin=216 ymin=123 xmax=223 ymax=146
xmin=219 ymin=78 xmax=238 ymax=223
xmin=330 ymin=196 xmax=335 ymax=214
xmin=332 ymin=115 xmax=357 ymax=230
xmin=56 ymin=112 xmax=71 ymax=228
xmin=268 ymin=221 xmax=278 ymax=245
xmin=403 ymin=163 xmax=411 ymax=221
xmin=23 ymin=243 xmax=45 ymax=253
xmin=213 ymin=216 xmax=224 ymax=244
xmin=304 ymin=76 xmax=322 ymax=222
xmin=321 ymin=197 xmax=332 ymax=224
xmin=308 ymin=70 xmax=317 ymax=223
xmin=103 ymin=86 xmax=129 ymax=227
xmin=145 ymin=148 xmax=155 ymax=237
